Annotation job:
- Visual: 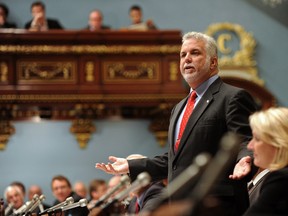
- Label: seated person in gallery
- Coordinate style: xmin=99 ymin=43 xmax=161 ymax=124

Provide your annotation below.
xmin=25 ymin=1 xmax=63 ymax=31
xmin=85 ymin=9 xmax=110 ymax=31
xmin=125 ymin=5 xmax=157 ymax=30
xmin=0 ymin=3 xmax=17 ymax=28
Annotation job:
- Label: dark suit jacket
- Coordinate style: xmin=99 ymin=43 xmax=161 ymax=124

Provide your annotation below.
xmin=84 ymin=25 xmax=110 ymax=31
xmin=128 ymin=77 xmax=257 ymax=216
xmin=244 ymin=167 xmax=288 ymax=215
xmin=248 ymin=170 xmax=270 ymax=205
xmin=127 ymin=181 xmax=165 ymax=214
xmin=0 ymin=22 xmax=16 ymax=28
xmin=24 ymin=18 xmax=63 ymax=29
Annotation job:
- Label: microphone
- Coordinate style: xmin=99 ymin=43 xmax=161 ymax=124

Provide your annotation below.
xmin=39 ymin=196 xmax=74 ymax=215
xmin=23 ymin=194 xmax=39 ymax=215
xmin=187 ymin=132 xmax=241 ymax=215
xmin=102 ymin=172 xmax=151 ymax=211
xmin=25 ymin=194 xmax=45 ymax=215
xmin=150 ymin=152 xmax=211 ymax=207
xmin=4 ymin=203 xmax=14 ymax=216
xmin=93 ymin=175 xmax=130 ymax=208
xmin=60 ymin=199 xmax=87 ymax=212
xmin=13 ymin=201 xmax=31 ymax=215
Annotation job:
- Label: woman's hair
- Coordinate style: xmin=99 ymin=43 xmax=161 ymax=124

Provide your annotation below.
xmin=249 ymin=107 xmax=288 ymax=170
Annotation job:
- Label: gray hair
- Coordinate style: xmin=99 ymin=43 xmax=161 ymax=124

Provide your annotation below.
xmin=4 ymin=185 xmax=23 ymax=201
xmin=182 ymin=32 xmax=218 ymax=58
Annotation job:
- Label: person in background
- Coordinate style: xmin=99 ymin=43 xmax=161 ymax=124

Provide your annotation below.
xmin=73 ymin=181 xmax=88 ymax=198
xmin=243 ymin=107 xmax=288 ymax=215
xmin=125 ymin=154 xmax=166 ymax=215
xmin=28 ymin=184 xmax=50 ymax=211
xmin=0 ymin=3 xmax=16 ymax=28
xmin=85 ymin=9 xmax=110 ymax=31
xmin=24 ymin=1 xmax=63 ymax=31
xmin=10 ymin=181 xmax=26 ymax=200
xmin=4 ymin=185 xmax=25 ymax=213
xmin=127 ymin=5 xmax=156 ymax=30
xmin=96 ymin=31 xmax=258 ymax=216
xmin=51 ymin=175 xmax=89 ymax=216
xmin=87 ymin=179 xmax=107 ymax=210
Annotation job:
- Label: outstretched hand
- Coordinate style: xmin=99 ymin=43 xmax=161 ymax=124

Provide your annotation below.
xmin=229 ymin=156 xmax=252 ymax=180
xmin=95 ymin=156 xmax=129 ymax=175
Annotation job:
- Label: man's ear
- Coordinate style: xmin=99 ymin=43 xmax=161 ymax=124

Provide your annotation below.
xmin=210 ymin=57 xmax=218 ymax=71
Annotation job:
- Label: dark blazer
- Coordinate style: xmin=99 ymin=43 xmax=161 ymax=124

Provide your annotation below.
xmin=128 ymin=77 xmax=257 ymax=216
xmin=84 ymin=25 xmax=110 ymax=31
xmin=248 ymin=170 xmax=270 ymax=205
xmin=24 ymin=18 xmax=63 ymax=29
xmin=0 ymin=22 xmax=16 ymax=28
xmin=244 ymin=167 xmax=288 ymax=215
xmin=127 ymin=181 xmax=165 ymax=214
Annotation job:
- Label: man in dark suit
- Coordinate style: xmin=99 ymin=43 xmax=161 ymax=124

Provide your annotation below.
xmin=51 ymin=175 xmax=89 ymax=216
xmin=96 ymin=31 xmax=258 ymax=216
xmin=0 ymin=3 xmax=17 ymax=28
xmin=85 ymin=9 xmax=110 ymax=31
xmin=24 ymin=1 xmax=63 ymax=31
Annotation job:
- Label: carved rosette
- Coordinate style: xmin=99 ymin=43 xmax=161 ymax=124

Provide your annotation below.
xmin=149 ymin=103 xmax=173 ymax=147
xmin=0 ymin=121 xmax=15 ymax=150
xmin=70 ymin=119 xmax=96 ymax=149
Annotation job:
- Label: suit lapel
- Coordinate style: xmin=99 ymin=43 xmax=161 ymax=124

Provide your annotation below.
xmin=173 ymin=78 xmax=222 ymax=159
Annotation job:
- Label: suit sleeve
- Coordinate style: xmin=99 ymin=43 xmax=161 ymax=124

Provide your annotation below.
xmin=226 ymin=89 xmax=257 ymax=161
xmin=128 ymin=153 xmax=169 ymax=182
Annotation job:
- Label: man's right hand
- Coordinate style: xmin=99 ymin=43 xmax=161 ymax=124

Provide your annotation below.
xmin=95 ymin=156 xmax=129 ymax=175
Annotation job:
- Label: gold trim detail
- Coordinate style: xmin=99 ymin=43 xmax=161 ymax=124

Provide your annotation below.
xmin=17 ymin=61 xmax=76 ymax=83
xmin=70 ymin=119 xmax=96 ymax=149
xmin=205 ymin=22 xmax=264 ymax=86
xmin=0 ymin=121 xmax=15 ymax=150
xmin=103 ymin=61 xmax=160 ymax=83
xmin=85 ymin=61 xmax=95 ymax=82
xmin=169 ymin=61 xmax=178 ymax=81
xmin=0 ymin=94 xmax=186 ymax=103
xmin=0 ymin=45 xmax=180 ymax=54
xmin=0 ymin=61 xmax=8 ymax=82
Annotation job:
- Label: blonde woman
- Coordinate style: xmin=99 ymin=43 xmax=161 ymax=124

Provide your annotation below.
xmin=243 ymin=107 xmax=288 ymax=215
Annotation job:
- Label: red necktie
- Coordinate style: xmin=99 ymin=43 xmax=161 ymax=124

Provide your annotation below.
xmin=174 ymin=91 xmax=197 ymax=152
xmin=135 ymin=200 xmax=140 ymax=214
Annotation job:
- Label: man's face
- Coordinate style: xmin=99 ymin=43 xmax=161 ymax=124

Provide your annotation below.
xmin=89 ymin=11 xmax=102 ymax=30
xmin=52 ymin=180 xmax=71 ymax=202
xmin=130 ymin=9 xmax=142 ymax=24
xmin=6 ymin=188 xmax=24 ymax=209
xmin=31 ymin=5 xmax=45 ymax=18
xmin=180 ymin=38 xmax=217 ymax=89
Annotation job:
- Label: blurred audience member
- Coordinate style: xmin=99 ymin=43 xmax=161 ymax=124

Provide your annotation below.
xmin=0 ymin=3 xmax=16 ymax=28
xmin=127 ymin=5 xmax=156 ymax=30
xmin=126 ymin=154 xmax=166 ymax=214
xmin=28 ymin=184 xmax=50 ymax=211
xmin=51 ymin=175 xmax=89 ymax=216
xmin=87 ymin=179 xmax=107 ymax=210
xmin=25 ymin=1 xmax=63 ymax=31
xmin=86 ymin=9 xmax=110 ymax=31
xmin=4 ymin=185 xmax=25 ymax=213
xmin=10 ymin=181 xmax=26 ymax=200
xmin=73 ymin=181 xmax=87 ymax=198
